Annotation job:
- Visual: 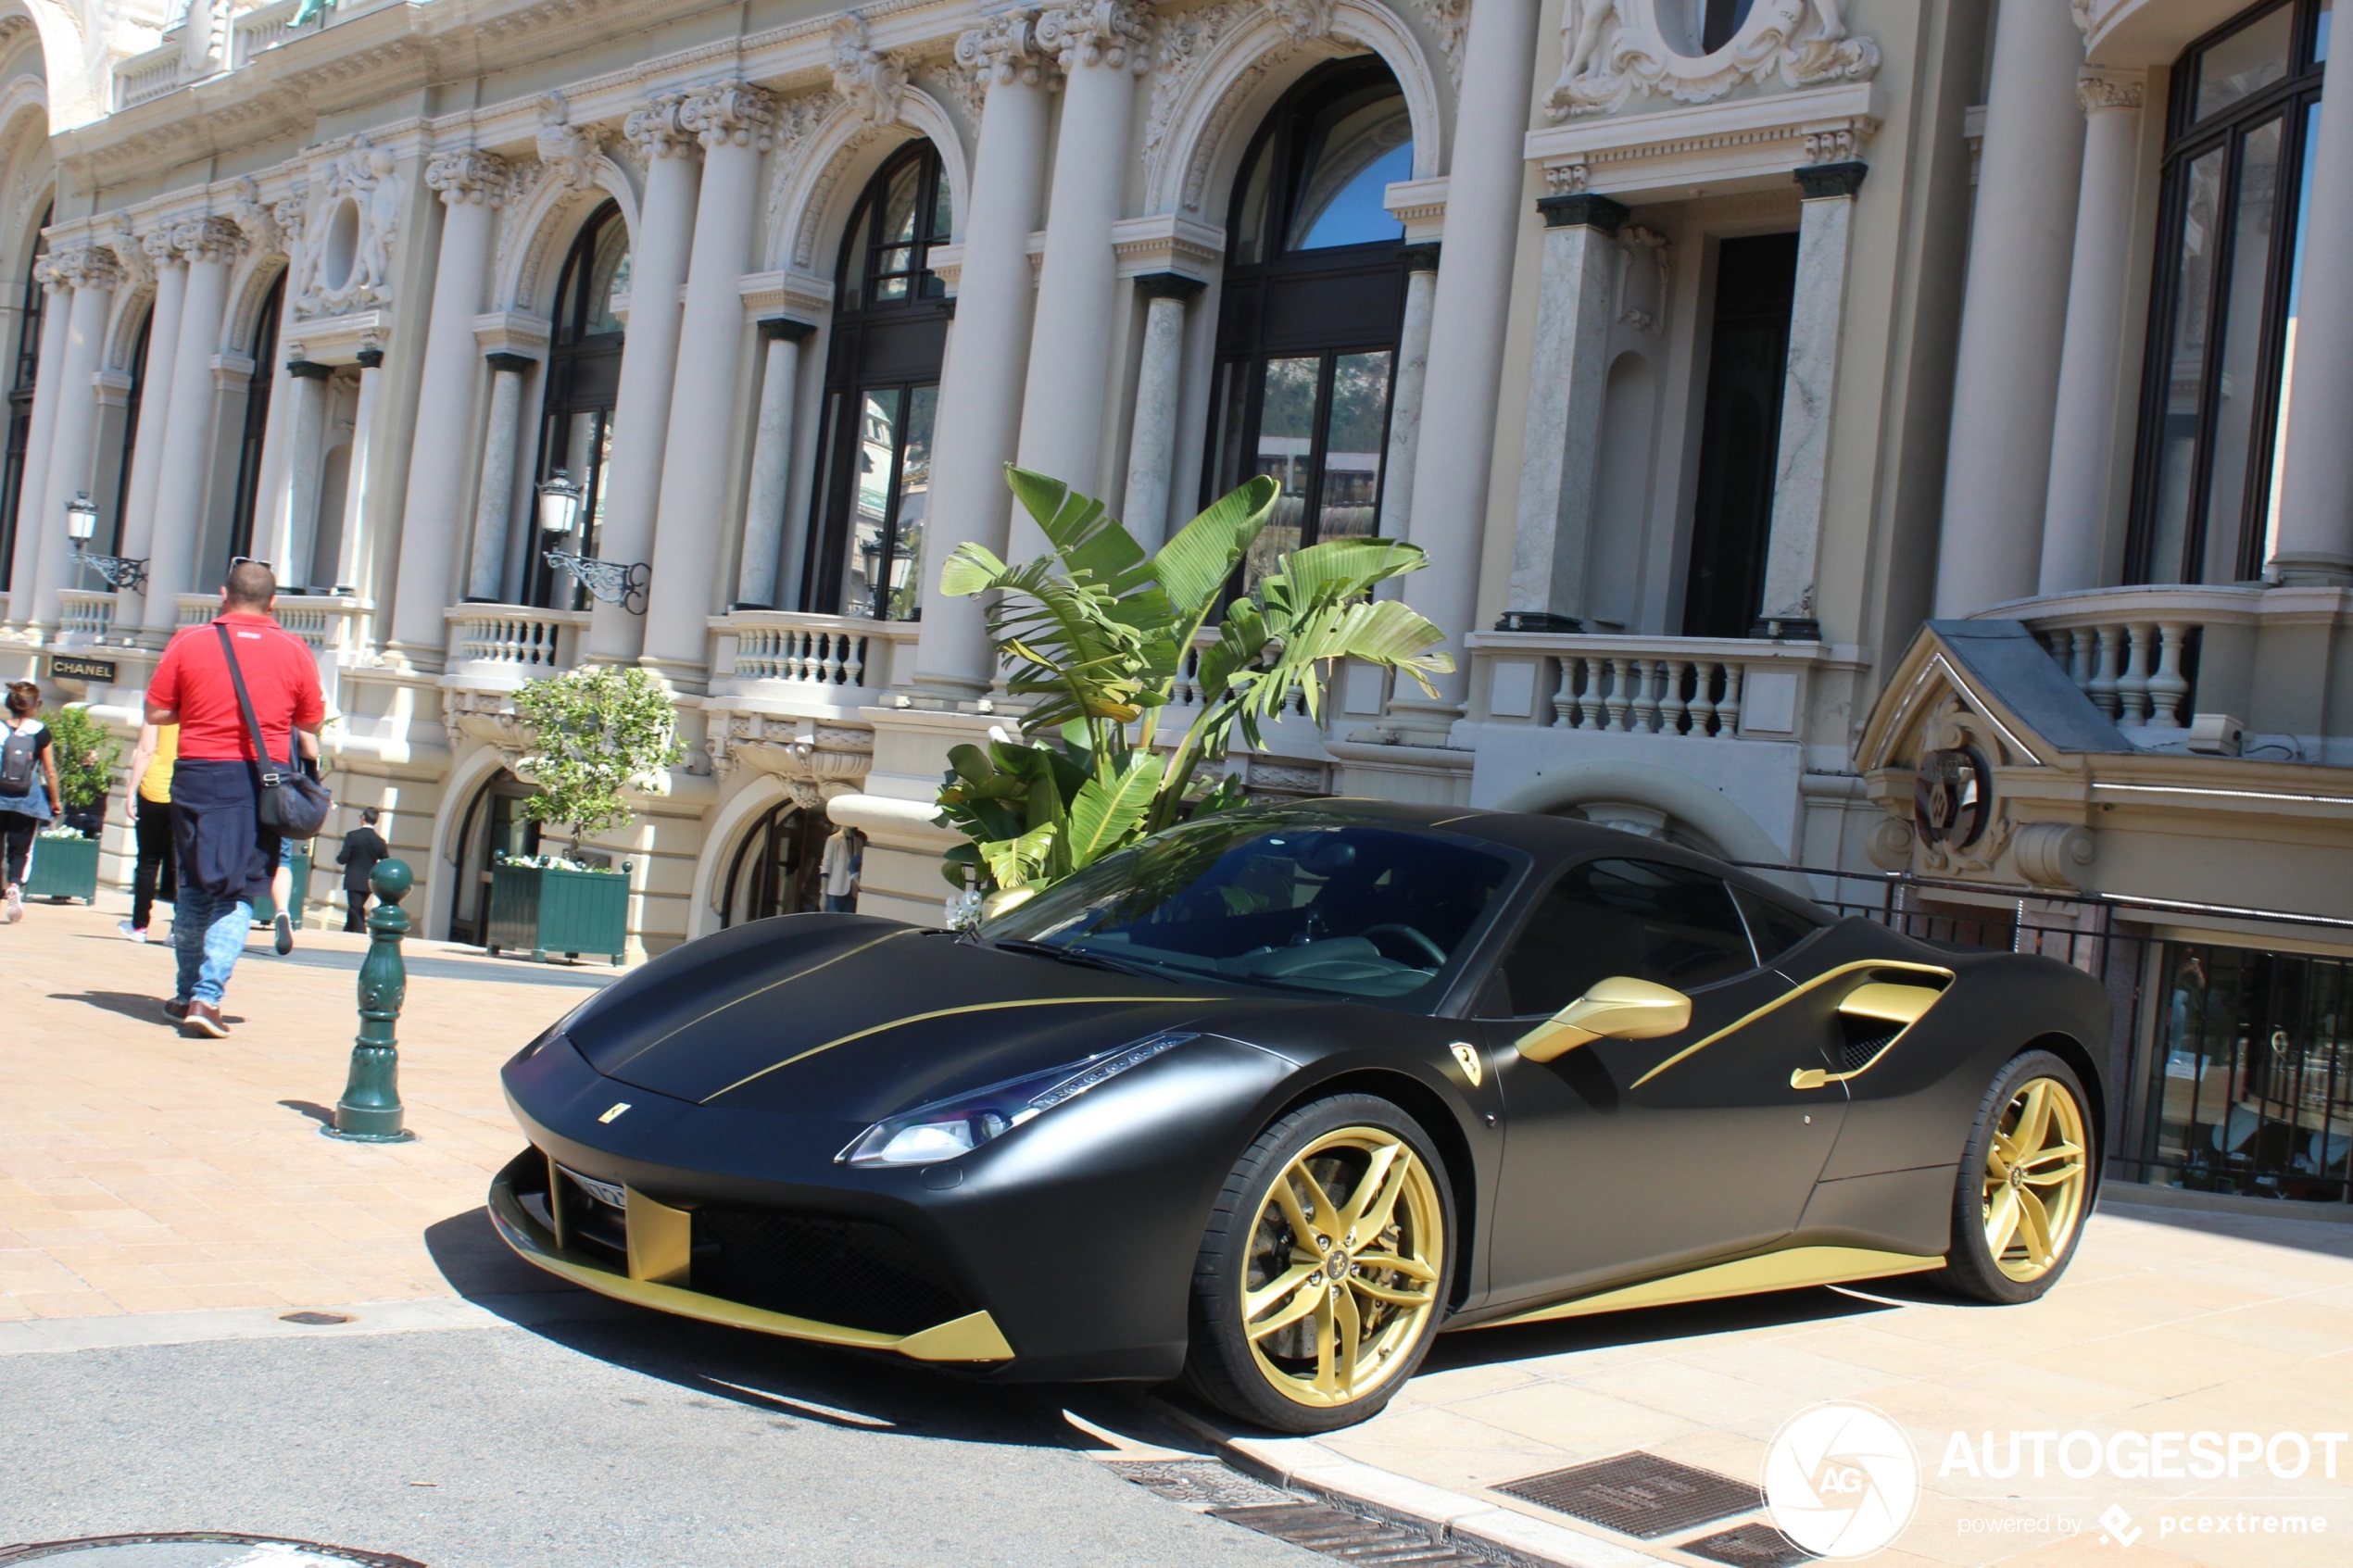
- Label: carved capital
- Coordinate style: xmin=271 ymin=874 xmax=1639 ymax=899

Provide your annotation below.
xmin=30 ymin=256 xmax=60 ymax=295
xmin=426 ymin=148 xmax=511 ymax=207
xmin=47 ymin=242 xmax=123 ymax=292
xmin=1037 ymin=0 xmax=1154 ymax=74
xmin=172 ymin=215 xmax=245 ymax=266
xmin=2078 ymin=71 xmax=2145 ymax=114
xmin=956 ymin=9 xmax=1057 ymax=91
xmin=680 ymin=79 xmax=780 ymax=149
xmin=832 ymin=17 xmax=911 ymax=125
xmin=624 ymin=91 xmax=697 ymax=160
xmin=536 ymin=94 xmax=601 ymax=189
xmin=143 ymin=228 xmax=181 ymax=270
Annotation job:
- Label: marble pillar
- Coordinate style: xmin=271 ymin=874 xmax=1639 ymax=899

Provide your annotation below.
xmin=1375 ymin=246 xmax=1440 ymax=544
xmin=466 ymin=353 xmax=532 ymax=602
xmin=3 ymin=264 xmax=68 ymax=625
xmin=1011 ymin=1 xmax=1150 ymax=561
xmin=642 ymin=82 xmax=777 ymax=686
xmin=385 ymin=149 xmax=507 ymax=669
xmin=1933 ymin=0 xmax=2088 ymax=616
xmin=1391 ymin=0 xmax=1541 ymax=736
xmin=914 ymin=18 xmax=1054 ymax=699
xmin=1508 ymin=196 xmax=1628 ymax=627
xmin=26 ymin=246 xmax=121 ymax=633
xmin=2040 ymin=74 xmax=2147 ymax=596
xmin=591 ymin=94 xmax=702 ymax=664
xmin=1119 ymin=273 xmax=1202 ymax=548
xmin=2271 ymin=40 xmax=2353 ymax=580
xmin=138 ymin=220 xmax=240 ymax=646
xmin=735 ymin=320 xmax=812 ymax=609
xmin=333 ymin=345 xmax=384 ymax=598
xmin=273 ymin=360 xmax=333 ymax=586
xmin=112 ymin=236 xmax=187 ymax=633
xmin=1755 ymin=163 xmax=1868 ymax=641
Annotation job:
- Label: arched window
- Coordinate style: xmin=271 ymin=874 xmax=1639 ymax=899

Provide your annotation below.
xmin=2130 ymin=0 xmax=2330 ymax=583
xmin=0 ymin=208 xmax=49 ymax=588
xmin=226 ymin=273 xmax=284 ymax=567
xmin=526 ymin=201 xmax=630 ymax=608
xmin=804 ymin=140 xmax=951 ymax=621
xmin=718 ymin=799 xmax=827 ymax=927
xmin=1203 ymin=60 xmax=1411 ymax=589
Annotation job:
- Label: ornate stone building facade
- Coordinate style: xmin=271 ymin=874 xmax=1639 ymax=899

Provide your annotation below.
xmin=4 ymin=0 xmax=2353 ymax=1201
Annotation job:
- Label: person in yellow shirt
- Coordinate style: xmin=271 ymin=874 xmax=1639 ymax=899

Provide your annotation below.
xmin=120 ymin=721 xmax=178 ymax=943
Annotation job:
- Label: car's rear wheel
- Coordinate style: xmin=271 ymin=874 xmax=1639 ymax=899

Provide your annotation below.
xmin=1184 ymin=1094 xmax=1451 ymax=1433
xmin=1932 ymin=1050 xmax=2095 ymax=1305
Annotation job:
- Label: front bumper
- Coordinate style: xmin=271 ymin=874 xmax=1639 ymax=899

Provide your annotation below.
xmin=486 ymin=1148 xmax=1015 ymax=1362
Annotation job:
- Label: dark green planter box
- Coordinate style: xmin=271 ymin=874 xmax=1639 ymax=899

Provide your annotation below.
xmin=487 ymin=862 xmax=629 ymax=964
xmin=250 ymin=848 xmax=312 ymax=929
xmin=24 ymin=834 xmax=98 ymax=903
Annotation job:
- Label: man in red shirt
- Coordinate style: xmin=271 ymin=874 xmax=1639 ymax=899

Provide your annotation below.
xmin=145 ymin=560 xmax=325 ymax=1038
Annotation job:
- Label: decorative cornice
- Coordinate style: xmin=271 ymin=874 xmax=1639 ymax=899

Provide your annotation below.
xmin=2078 ymin=71 xmax=2145 ymax=114
xmin=1793 ymin=159 xmax=1868 ymax=200
xmin=425 ymin=148 xmax=511 ymax=206
xmin=833 ymin=16 xmax=911 ymax=126
xmin=623 ymin=90 xmax=696 ymax=160
xmin=1038 ymin=0 xmax=1154 ymax=74
xmin=680 ymin=79 xmax=780 ymax=148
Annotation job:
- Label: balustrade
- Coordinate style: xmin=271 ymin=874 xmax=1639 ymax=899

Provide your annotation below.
xmin=447 ymin=607 xmax=587 ymax=671
xmin=2031 ymin=620 xmax=2195 ymax=730
xmin=55 ymin=591 xmax=117 ymax=645
xmin=1464 ymin=632 xmax=1835 ymax=742
xmin=709 ymin=610 xmax=919 ymax=698
xmin=112 ymin=47 xmax=183 ymax=109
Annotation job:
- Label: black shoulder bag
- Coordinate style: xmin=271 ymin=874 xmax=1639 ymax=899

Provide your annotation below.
xmin=215 ymin=621 xmax=332 ymax=838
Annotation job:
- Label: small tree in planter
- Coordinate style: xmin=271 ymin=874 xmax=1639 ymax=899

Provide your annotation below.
xmin=491 ymin=665 xmax=686 ymax=962
xmin=47 ymin=705 xmax=120 ymax=831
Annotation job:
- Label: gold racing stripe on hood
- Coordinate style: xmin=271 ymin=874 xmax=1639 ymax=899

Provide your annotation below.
xmin=598 ymin=927 xmax=917 ymax=1077
xmin=699 ymin=995 xmax=1211 ymax=1104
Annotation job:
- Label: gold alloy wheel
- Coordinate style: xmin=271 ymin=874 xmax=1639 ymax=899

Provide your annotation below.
xmin=1982 ymin=1076 xmax=2090 ymax=1282
xmin=1241 ymin=1126 xmax=1444 ymax=1409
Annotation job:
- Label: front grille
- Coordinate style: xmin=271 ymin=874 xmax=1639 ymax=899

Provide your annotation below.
xmin=693 ymin=1207 xmax=971 ymax=1336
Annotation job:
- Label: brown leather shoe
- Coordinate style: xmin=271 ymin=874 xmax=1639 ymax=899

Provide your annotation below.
xmin=179 ymin=1001 xmax=230 ymax=1039
xmin=162 ymin=998 xmax=190 ymax=1022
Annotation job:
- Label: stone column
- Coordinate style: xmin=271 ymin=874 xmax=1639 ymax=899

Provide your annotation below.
xmin=914 ymin=16 xmax=1055 ymax=698
xmin=138 ymin=219 xmax=242 ymax=646
xmin=1375 ymin=245 xmax=1440 ymax=543
xmin=333 ymin=341 xmax=384 ymax=598
xmin=1011 ymin=1 xmax=1151 ymax=558
xmin=465 ymin=352 xmax=533 ymax=602
xmin=25 ymin=245 xmax=122 ymax=633
xmin=641 ymin=82 xmax=777 ymax=687
xmin=1932 ymin=0 xmax=2089 ymax=616
xmin=590 ymin=94 xmax=702 ymax=665
xmin=272 ymin=358 xmax=333 ymax=585
xmin=385 ymin=149 xmax=507 ymax=670
xmin=1507 ymin=195 xmax=1628 ymax=627
xmin=112 ymin=234 xmax=188 ymax=633
xmin=1119 ymin=273 xmax=1202 ymax=548
xmin=1755 ymin=163 xmax=1868 ymax=641
xmin=1390 ymin=0 xmax=1541 ymax=737
xmin=3 ymin=262 xmax=68 ymax=627
xmin=2040 ymin=73 xmax=2147 ymax=596
xmin=735 ymin=320 xmax=813 ymax=609
xmin=2272 ymin=43 xmax=2353 ymax=580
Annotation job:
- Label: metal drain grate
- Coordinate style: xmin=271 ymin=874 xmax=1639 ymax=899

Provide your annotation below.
xmin=1680 ymin=1521 xmax=1815 ymax=1567
xmin=0 ymin=1535 xmax=425 ymax=1566
xmin=1210 ymin=1504 xmax=1491 ymax=1565
xmin=1110 ymin=1459 xmax=1296 ymax=1510
xmin=1493 ymin=1451 xmax=1760 ymax=1539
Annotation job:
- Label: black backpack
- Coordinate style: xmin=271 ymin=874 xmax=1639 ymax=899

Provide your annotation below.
xmin=0 ymin=721 xmax=34 ymax=794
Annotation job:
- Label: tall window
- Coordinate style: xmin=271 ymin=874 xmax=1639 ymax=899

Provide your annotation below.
xmin=1682 ymin=234 xmax=1798 ymax=637
xmin=527 ymin=202 xmax=630 ymax=608
xmin=225 ymin=273 xmax=283 ymax=567
xmin=0 ymin=210 xmax=49 ymax=589
xmin=107 ymin=309 xmax=152 ymax=557
xmin=804 ymin=141 xmax=950 ymax=621
xmin=1203 ymin=59 xmax=1412 ymax=590
xmin=2130 ymin=0 xmax=2331 ymax=584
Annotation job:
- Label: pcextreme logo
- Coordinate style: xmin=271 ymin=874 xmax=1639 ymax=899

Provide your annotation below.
xmin=1764 ymin=1400 xmax=1922 ymax=1560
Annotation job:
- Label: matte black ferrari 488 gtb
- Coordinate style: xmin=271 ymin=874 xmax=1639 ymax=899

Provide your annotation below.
xmin=492 ymin=801 xmax=2108 ymax=1431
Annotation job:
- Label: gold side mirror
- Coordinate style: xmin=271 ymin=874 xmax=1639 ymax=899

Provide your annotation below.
xmin=1516 ymin=976 xmax=1692 ymax=1062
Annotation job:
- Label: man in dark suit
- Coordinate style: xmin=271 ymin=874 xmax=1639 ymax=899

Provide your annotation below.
xmin=336 ymin=808 xmax=389 ymax=932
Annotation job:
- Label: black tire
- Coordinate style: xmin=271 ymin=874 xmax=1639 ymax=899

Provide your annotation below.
xmin=1931 ymin=1050 xmax=2097 ymax=1305
xmin=1183 ymin=1093 xmax=1453 ymax=1434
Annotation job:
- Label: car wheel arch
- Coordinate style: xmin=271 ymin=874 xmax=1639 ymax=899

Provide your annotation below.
xmin=2017 ymin=1029 xmax=2108 ymax=1170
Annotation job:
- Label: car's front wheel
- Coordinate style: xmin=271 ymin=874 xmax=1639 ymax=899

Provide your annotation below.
xmin=1183 ymin=1094 xmax=1452 ymax=1433
xmin=1933 ymin=1049 xmax=2096 ymax=1305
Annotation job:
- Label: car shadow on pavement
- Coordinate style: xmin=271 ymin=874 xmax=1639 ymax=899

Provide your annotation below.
xmin=422 ymin=1206 xmax=1089 ymax=1451
xmin=1417 ymin=1283 xmax=1899 ymax=1374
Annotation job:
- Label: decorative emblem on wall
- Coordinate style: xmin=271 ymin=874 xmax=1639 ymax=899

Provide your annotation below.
xmin=1913 ymin=746 xmax=1991 ymax=852
xmin=289 ymin=134 xmax=402 ymax=320
xmin=1546 ymin=0 xmax=1880 ymax=121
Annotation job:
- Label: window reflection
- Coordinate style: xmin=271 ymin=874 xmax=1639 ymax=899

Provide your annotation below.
xmin=2195 ymin=4 xmax=2294 ymax=122
xmin=1287 ymin=94 xmax=1412 ymax=250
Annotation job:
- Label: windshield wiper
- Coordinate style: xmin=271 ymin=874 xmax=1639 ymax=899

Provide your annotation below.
xmin=990 ymin=937 xmax=1150 ymax=976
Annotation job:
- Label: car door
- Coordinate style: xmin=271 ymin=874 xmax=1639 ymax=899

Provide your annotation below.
xmin=1476 ymin=858 xmax=1851 ymax=1310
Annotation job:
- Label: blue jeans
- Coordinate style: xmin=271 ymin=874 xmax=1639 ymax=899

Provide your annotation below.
xmin=173 ymin=884 xmax=252 ymax=1007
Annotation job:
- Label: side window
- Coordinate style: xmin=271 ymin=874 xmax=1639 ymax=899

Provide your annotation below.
xmin=1484 ymin=859 xmax=1759 ymax=1018
xmin=1730 ymin=884 xmax=1827 ymax=964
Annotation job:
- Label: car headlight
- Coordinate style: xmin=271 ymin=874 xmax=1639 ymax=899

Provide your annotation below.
xmin=837 ymin=1031 xmax=1199 ymax=1168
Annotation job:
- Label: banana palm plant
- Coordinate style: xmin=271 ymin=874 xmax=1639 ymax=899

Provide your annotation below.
xmin=934 ymin=465 xmax=1453 ymax=902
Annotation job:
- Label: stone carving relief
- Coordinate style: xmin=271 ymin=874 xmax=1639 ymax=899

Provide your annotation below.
xmin=957 ymin=6 xmax=1059 ymax=107
xmin=1263 ymin=0 xmax=1337 ymax=43
xmin=1145 ymin=1 xmax=1243 ymax=185
xmin=1615 ymin=223 xmax=1667 ymax=333
xmin=1038 ymin=0 xmax=1155 ymax=73
xmin=103 ymin=219 xmax=151 ymax=291
xmin=833 ymin=14 xmax=911 ymax=126
xmin=1414 ymin=0 xmax=1469 ymax=90
xmin=1908 ymin=697 xmax=2016 ymax=877
xmin=761 ymin=91 xmax=847 ymax=264
xmin=705 ymin=713 xmax=874 ymax=786
xmin=45 ymin=242 xmax=123 ymax=293
xmin=681 ymin=80 xmax=780 ymax=150
xmin=425 ymin=148 xmax=510 ymax=209
xmin=623 ymin=91 xmax=696 ymax=162
xmin=1546 ymin=0 xmax=1880 ymax=121
xmin=535 ymin=93 xmax=601 ymax=189
xmin=229 ymin=176 xmax=283 ymax=257
xmin=173 ymin=214 xmax=245 ymax=267
xmin=287 ymin=134 xmax=401 ymax=320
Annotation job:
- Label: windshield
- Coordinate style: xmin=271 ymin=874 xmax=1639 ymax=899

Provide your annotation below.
xmin=980 ymin=817 xmax=1522 ymax=1010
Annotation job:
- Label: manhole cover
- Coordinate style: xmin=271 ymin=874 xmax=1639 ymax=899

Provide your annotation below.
xmin=1493 ymin=1451 xmax=1759 ymax=1538
xmin=1681 ymin=1520 xmax=1815 ymax=1567
xmin=1109 ymin=1460 xmax=1294 ymax=1510
xmin=0 ymin=1536 xmax=422 ymax=1566
xmin=1209 ymin=1503 xmax=1490 ymax=1565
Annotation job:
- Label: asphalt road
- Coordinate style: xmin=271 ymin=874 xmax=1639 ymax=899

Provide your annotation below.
xmin=0 ymin=1300 xmax=1323 ymax=1568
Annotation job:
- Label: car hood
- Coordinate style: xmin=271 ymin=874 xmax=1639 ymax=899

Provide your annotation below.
xmin=563 ymin=914 xmax=1227 ymax=1120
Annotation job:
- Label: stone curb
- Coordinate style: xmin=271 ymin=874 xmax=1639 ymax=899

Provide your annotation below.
xmin=1145 ymin=1396 xmax=1664 ymax=1568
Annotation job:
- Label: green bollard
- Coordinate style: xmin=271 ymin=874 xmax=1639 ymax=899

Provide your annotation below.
xmin=326 ymin=859 xmax=416 ymax=1143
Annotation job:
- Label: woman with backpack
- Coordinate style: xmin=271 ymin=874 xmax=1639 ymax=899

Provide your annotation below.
xmin=0 ymin=680 xmax=64 ymax=924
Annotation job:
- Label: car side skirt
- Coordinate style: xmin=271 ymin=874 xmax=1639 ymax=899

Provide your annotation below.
xmin=485 ymin=1153 xmax=1015 ymax=1363
xmin=1469 ymin=1245 xmax=1946 ymax=1330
